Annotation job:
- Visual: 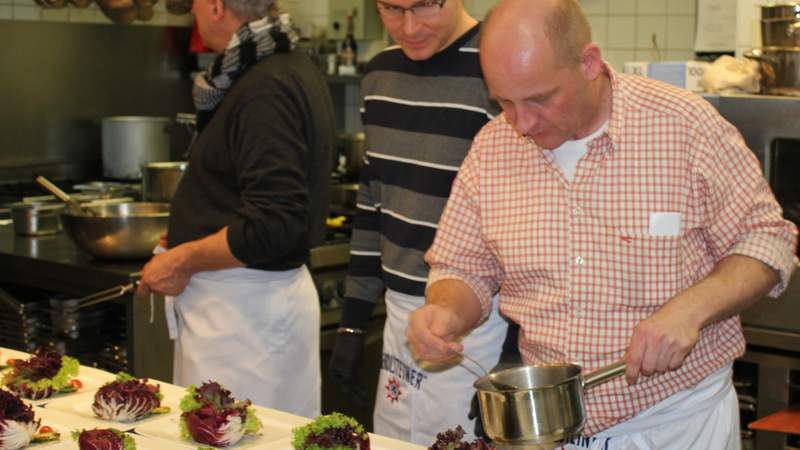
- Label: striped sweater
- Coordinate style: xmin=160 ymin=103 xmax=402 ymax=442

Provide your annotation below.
xmin=340 ymin=24 xmax=500 ymax=327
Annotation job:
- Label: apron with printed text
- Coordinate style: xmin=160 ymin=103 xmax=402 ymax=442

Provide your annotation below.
xmin=373 ymin=289 xmax=508 ymax=446
xmin=167 ymin=265 xmax=320 ymax=418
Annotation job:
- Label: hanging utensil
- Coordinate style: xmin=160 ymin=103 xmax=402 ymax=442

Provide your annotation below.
xmin=34 ymin=176 xmax=97 ymax=217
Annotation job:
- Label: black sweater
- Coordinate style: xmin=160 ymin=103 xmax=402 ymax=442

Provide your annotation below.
xmin=168 ymin=51 xmax=334 ymax=270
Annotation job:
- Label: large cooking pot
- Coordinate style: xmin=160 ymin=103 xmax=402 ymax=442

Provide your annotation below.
xmin=141 ymin=161 xmax=187 ymax=202
xmin=761 ymin=19 xmax=800 ymax=46
xmin=60 ymin=202 xmax=169 ymax=260
xmin=474 ymin=361 xmax=626 ymax=448
xmin=744 ymin=46 xmax=800 ymax=96
xmin=102 ymin=116 xmax=171 ymax=180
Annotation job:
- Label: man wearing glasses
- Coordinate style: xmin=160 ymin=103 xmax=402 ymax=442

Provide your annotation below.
xmin=328 ymin=0 xmax=516 ymax=444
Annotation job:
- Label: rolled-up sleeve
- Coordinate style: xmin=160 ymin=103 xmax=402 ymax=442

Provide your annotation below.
xmin=425 ymin=140 xmax=503 ymax=321
xmin=694 ymin=119 xmax=798 ymax=296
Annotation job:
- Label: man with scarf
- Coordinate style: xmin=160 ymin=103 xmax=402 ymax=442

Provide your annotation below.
xmin=138 ymin=0 xmax=334 ymax=418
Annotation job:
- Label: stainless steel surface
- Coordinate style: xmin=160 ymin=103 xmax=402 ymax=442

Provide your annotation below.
xmin=709 ymin=96 xmax=800 ymax=332
xmin=451 ymin=348 xmax=521 ymax=390
xmin=744 ymin=47 xmax=800 ymax=96
xmin=141 ymin=161 xmax=187 ymax=202
xmin=60 ymin=202 xmax=169 ymax=259
xmin=102 ymin=116 xmax=171 ymax=180
xmin=0 ymin=22 xmax=192 ymax=183
xmin=337 ymin=132 xmax=365 ymax=177
xmin=474 ymin=361 xmax=625 ymax=447
xmin=34 ymin=176 xmax=96 ymax=216
xmin=330 ymin=182 xmax=358 ymax=208
xmin=10 ymin=201 xmax=64 ymax=236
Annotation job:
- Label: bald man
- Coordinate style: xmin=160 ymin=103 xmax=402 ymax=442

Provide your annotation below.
xmin=406 ymin=0 xmax=797 ymax=448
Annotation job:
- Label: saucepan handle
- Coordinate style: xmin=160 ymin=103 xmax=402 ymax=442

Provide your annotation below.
xmin=582 ymin=360 xmax=626 ymax=390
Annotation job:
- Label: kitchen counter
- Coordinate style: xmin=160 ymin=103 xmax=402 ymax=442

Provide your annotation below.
xmin=0 ymin=222 xmax=143 ymax=296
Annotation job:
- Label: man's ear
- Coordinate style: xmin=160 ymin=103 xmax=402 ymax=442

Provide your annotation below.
xmin=580 ymin=43 xmax=604 ymax=81
xmin=209 ymin=0 xmax=226 ymax=21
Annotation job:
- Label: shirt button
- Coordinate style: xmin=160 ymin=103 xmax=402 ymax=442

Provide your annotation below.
xmin=573 ymin=207 xmax=581 ymax=215
xmin=574 ymin=256 xmax=585 ymax=265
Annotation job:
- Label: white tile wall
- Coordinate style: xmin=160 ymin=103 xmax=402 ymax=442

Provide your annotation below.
xmin=582 ymin=0 xmax=698 ymax=71
xmin=0 ymin=0 xmax=696 ymax=67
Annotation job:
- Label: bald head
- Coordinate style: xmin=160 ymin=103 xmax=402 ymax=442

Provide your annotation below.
xmin=483 ymin=0 xmax=591 ymax=69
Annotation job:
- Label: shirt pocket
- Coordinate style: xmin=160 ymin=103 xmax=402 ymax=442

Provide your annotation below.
xmin=605 ymin=231 xmax=685 ymax=310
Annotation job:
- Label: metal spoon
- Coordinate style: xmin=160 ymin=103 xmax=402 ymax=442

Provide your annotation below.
xmin=35 ymin=175 xmax=97 ymax=216
xmin=451 ymin=348 xmax=521 ymax=391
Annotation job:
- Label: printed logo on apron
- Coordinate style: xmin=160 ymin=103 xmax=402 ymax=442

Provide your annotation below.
xmin=385 ymin=377 xmax=402 ymax=403
xmin=381 ymin=352 xmax=428 ymax=392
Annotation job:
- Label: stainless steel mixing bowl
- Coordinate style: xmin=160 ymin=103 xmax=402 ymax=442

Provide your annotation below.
xmin=60 ymin=202 xmax=170 ymax=259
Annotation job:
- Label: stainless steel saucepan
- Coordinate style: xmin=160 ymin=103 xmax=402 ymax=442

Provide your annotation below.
xmin=474 ymin=360 xmax=626 ymax=448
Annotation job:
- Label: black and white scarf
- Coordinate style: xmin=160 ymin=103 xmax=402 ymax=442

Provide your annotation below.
xmin=192 ymin=13 xmax=299 ymax=132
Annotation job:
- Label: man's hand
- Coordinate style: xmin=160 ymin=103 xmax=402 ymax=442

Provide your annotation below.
xmin=406 ymin=303 xmax=466 ymax=363
xmin=624 ymin=300 xmax=701 ymax=385
xmin=138 ymin=246 xmax=193 ymax=296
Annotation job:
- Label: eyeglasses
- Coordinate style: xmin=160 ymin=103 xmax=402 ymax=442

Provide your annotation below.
xmin=376 ymin=0 xmax=446 ymax=19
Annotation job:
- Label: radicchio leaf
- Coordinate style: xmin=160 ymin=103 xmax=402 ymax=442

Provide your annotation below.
xmin=291 ymin=412 xmax=370 ymax=450
xmin=92 ymin=373 xmax=162 ymax=422
xmin=72 ymin=428 xmax=135 ymax=450
xmin=179 ymin=381 xmax=261 ymax=447
xmin=0 ymin=390 xmax=40 ymax=450
xmin=3 ymin=348 xmax=79 ymax=400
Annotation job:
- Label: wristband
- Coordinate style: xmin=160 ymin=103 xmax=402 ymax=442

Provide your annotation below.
xmin=336 ymin=327 xmax=365 ymax=335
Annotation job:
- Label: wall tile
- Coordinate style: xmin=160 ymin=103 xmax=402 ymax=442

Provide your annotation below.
xmin=664 ymin=50 xmax=696 ymax=60
xmin=12 ymin=4 xmax=39 ymax=19
xmin=68 ymin=7 xmax=95 ymax=22
xmin=166 ymin=12 xmax=191 ymax=25
xmin=605 ymin=49 xmax=636 ymax=71
xmin=637 ymin=0 xmax=666 ymax=15
xmin=40 ymin=7 xmax=68 ymax=21
xmin=668 ymin=0 xmax=696 ymax=15
xmin=666 ymin=16 xmax=695 ymax=50
xmin=608 ymin=0 xmax=636 ymax=15
xmin=607 ymin=16 xmax=635 ymax=49
xmin=634 ymin=48 xmax=659 ymax=61
xmin=0 ymin=5 xmax=11 ymax=17
xmin=581 ymin=0 xmax=608 ymax=15
xmin=0 ymin=0 xmax=11 ymax=5
xmin=12 ymin=0 xmax=32 ymax=6
xmin=635 ymin=16 xmax=666 ymax=50
xmin=587 ymin=15 xmax=607 ymax=49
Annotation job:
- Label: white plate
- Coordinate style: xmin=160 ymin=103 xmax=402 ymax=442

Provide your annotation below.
xmin=27 ymin=366 xmax=117 ymax=406
xmin=38 ymin=431 xmax=179 ymax=450
xmin=0 ymin=347 xmax=31 ymax=363
xmin=40 ymin=386 xmax=180 ymax=431
xmin=252 ymin=433 xmax=426 ymax=450
xmin=134 ymin=405 xmax=299 ymax=449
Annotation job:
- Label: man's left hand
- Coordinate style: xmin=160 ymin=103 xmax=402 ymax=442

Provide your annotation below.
xmin=623 ymin=302 xmax=701 ymax=385
xmin=138 ymin=247 xmax=192 ymax=296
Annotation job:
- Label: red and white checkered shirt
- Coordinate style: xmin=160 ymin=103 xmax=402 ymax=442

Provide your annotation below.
xmin=426 ymin=66 xmax=798 ymax=435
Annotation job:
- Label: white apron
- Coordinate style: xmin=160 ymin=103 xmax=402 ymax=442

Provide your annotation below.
xmin=563 ymin=364 xmax=739 ymax=450
xmin=167 ymin=265 xmax=320 ymax=418
xmin=374 ymin=289 xmax=508 ymax=446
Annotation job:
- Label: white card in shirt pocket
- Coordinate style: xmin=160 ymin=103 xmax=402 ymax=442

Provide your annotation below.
xmin=648 ymin=212 xmax=682 ymax=236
